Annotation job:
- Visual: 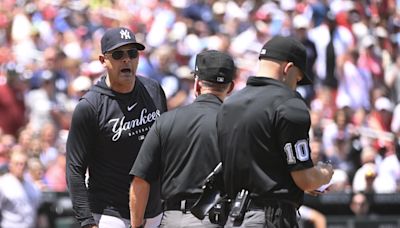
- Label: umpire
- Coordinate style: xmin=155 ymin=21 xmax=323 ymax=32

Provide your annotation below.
xmin=217 ymin=36 xmax=334 ymax=228
xmin=129 ymin=50 xmax=235 ymax=228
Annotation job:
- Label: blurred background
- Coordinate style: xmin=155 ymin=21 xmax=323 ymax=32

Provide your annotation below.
xmin=0 ymin=0 xmax=400 ymax=227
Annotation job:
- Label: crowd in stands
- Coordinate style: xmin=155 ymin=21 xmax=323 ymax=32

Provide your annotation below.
xmin=0 ymin=0 xmax=400 ymax=223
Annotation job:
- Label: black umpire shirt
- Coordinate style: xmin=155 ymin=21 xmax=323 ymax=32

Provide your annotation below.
xmin=217 ymin=77 xmax=314 ymax=206
xmin=130 ymin=94 xmax=222 ymax=200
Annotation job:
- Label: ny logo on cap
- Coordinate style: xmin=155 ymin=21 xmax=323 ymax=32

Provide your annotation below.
xmin=217 ymin=77 xmax=225 ymax=82
xmin=260 ymin=49 xmax=266 ymax=55
xmin=120 ymin=29 xmax=131 ymax=40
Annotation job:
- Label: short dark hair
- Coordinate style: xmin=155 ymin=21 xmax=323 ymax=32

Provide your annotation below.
xmin=200 ymin=79 xmax=231 ymax=92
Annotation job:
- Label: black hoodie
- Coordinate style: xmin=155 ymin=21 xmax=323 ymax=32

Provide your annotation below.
xmin=66 ymin=75 xmax=167 ymax=227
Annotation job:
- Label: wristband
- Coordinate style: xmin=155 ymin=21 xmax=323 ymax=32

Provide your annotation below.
xmin=128 ymin=224 xmax=144 ymax=228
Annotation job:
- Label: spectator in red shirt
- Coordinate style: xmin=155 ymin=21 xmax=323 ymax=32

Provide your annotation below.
xmin=0 ymin=69 xmax=27 ymax=137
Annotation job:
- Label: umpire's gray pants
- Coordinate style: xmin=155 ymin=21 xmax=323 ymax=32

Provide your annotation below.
xmin=160 ymin=210 xmax=220 ymax=228
xmin=224 ymin=209 xmax=299 ymax=228
xmin=224 ymin=211 xmax=267 ymax=228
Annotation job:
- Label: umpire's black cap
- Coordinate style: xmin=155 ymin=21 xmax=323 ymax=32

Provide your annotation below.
xmin=194 ymin=50 xmax=236 ymax=84
xmin=259 ymin=35 xmax=312 ymax=85
xmin=101 ymin=27 xmax=145 ymax=53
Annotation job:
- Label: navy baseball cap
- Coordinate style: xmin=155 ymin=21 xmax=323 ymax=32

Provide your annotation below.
xmin=194 ymin=50 xmax=236 ymax=84
xmin=101 ymin=27 xmax=145 ymax=53
xmin=259 ymin=35 xmax=312 ymax=85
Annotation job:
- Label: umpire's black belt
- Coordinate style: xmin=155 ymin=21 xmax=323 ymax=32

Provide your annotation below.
xmin=163 ymin=198 xmax=198 ymax=213
xmin=247 ymin=198 xmax=298 ymax=211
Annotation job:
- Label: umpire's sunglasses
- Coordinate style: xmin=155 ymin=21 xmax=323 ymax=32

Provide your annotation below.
xmin=106 ymin=49 xmax=138 ymax=60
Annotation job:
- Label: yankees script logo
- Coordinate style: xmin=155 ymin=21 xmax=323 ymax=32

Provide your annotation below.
xmin=108 ymin=108 xmax=161 ymax=141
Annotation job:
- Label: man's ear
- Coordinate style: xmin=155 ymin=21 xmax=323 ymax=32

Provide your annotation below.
xmin=227 ymin=81 xmax=235 ymax=95
xmin=99 ymin=55 xmax=105 ymax=64
xmin=194 ymin=77 xmax=201 ymax=97
xmin=283 ymin=62 xmax=294 ymax=75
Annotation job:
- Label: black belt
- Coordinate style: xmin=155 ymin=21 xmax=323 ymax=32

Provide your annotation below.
xmin=247 ymin=199 xmax=298 ymax=211
xmin=163 ymin=198 xmax=198 ymax=213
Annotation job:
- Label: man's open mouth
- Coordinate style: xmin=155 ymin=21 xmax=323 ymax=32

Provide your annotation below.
xmin=121 ymin=68 xmax=131 ymax=73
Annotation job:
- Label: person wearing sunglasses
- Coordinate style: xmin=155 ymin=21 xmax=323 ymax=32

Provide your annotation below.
xmin=66 ymin=27 xmax=167 ymax=228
